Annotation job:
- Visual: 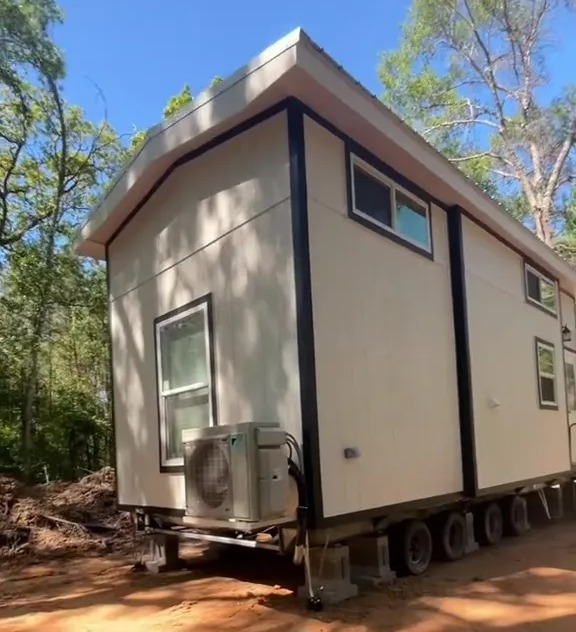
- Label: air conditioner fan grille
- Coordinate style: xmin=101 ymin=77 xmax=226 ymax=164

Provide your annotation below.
xmin=191 ymin=439 xmax=230 ymax=509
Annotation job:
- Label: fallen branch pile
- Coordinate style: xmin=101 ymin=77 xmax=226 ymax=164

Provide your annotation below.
xmin=0 ymin=467 xmax=132 ymax=562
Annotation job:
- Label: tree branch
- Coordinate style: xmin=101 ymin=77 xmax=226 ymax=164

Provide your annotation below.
xmin=424 ymin=118 xmax=501 ymax=134
xmin=449 ymin=151 xmax=491 ymax=162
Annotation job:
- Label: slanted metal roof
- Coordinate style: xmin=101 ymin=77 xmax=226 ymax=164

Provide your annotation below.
xmin=77 ymin=28 xmax=576 ymax=293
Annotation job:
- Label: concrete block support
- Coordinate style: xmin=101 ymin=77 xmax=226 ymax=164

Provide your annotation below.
xmin=348 ymin=534 xmax=396 ymax=587
xmin=464 ymin=511 xmax=479 ymax=554
xmin=298 ymin=545 xmax=358 ymax=604
xmin=145 ymin=532 xmax=183 ymax=573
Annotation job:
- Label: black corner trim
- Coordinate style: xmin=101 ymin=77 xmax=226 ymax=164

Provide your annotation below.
xmin=286 ymin=99 xmax=323 ymax=529
xmin=105 ymin=247 xmax=120 ymax=502
xmin=447 ymin=206 xmax=478 ymax=498
xmin=534 ymin=336 xmax=560 ymax=411
xmin=153 ymin=293 xmax=218 ymax=474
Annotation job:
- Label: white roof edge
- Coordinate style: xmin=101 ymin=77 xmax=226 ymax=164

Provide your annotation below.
xmin=77 ymin=27 xmax=576 ymax=291
xmin=133 ymin=27 xmax=304 ymax=154
xmin=76 ymin=27 xmax=305 ymax=258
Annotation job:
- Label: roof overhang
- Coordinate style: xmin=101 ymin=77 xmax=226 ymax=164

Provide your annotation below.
xmin=77 ymin=28 xmax=576 ymax=293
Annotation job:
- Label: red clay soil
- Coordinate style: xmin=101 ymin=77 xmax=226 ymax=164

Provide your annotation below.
xmin=2 ymin=520 xmax=576 ymax=631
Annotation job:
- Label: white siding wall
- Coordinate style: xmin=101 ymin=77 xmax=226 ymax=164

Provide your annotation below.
xmin=108 ymin=113 xmax=301 ymax=509
xmin=304 ymin=117 xmax=463 ymax=519
xmin=463 ymin=217 xmax=571 ymax=490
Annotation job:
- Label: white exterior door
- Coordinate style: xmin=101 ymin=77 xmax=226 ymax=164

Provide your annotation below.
xmin=565 ymin=350 xmax=576 ymax=467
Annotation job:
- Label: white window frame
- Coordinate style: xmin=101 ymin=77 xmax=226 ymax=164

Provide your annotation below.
xmin=535 ymin=339 xmax=558 ymax=408
xmin=525 ymin=264 xmax=558 ymax=316
xmin=350 ymin=154 xmax=432 ymax=253
xmin=155 ymin=300 xmax=214 ymax=468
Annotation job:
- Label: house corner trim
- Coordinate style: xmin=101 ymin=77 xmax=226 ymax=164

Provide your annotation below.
xmin=287 ymin=101 xmax=323 ymax=527
xmin=447 ymin=206 xmax=478 ymax=497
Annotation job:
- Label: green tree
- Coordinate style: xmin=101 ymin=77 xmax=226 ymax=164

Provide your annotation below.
xmin=129 ymin=77 xmax=224 ymax=151
xmin=380 ymin=0 xmax=576 ymax=245
xmin=0 ymin=0 xmax=123 ymax=481
xmin=0 ymin=0 xmax=65 ymax=248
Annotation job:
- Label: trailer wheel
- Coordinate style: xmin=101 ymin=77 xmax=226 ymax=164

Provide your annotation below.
xmin=476 ymin=502 xmax=503 ymax=546
xmin=400 ymin=520 xmax=432 ymax=576
xmin=435 ymin=511 xmax=466 ymax=562
xmin=503 ymin=495 xmax=529 ymax=537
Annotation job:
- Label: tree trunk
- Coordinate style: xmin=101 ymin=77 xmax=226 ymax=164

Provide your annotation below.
xmin=20 ymin=215 xmax=59 ymax=482
xmin=533 ymin=204 xmax=553 ymax=247
xmin=21 ymin=358 xmax=37 ymax=483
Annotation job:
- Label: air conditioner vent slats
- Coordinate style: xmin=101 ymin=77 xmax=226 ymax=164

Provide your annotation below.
xmin=191 ymin=439 xmax=230 ymax=509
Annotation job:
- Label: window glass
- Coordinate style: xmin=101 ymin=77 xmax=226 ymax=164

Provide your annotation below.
xmin=353 ymin=166 xmax=392 ymax=228
xmin=540 ymin=376 xmax=556 ymax=404
xmin=164 ymin=390 xmax=210 ymax=460
xmin=536 ymin=341 xmax=557 ymax=406
xmin=160 ymin=311 xmax=207 ymax=391
xmin=396 ymin=191 xmax=430 ymax=248
xmin=538 ymin=345 xmax=554 ymax=375
xmin=526 ymin=267 xmax=557 ymax=314
xmin=526 ymin=270 xmax=541 ymax=303
xmin=351 ymin=157 xmax=431 ymax=254
xmin=541 ymin=279 xmax=557 ymax=312
xmin=156 ymin=301 xmax=213 ymax=466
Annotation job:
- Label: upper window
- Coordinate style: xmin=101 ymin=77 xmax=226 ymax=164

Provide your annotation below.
xmin=350 ymin=156 xmax=431 ymax=253
xmin=525 ymin=264 xmax=557 ymax=315
xmin=535 ymin=339 xmax=558 ymax=409
xmin=155 ymin=297 xmax=215 ymax=469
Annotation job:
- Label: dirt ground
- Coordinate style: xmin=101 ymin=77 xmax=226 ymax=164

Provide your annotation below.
xmin=2 ymin=520 xmax=576 ymax=632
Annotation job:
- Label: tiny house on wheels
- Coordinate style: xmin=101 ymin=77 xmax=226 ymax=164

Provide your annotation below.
xmin=77 ymin=30 xmax=576 ymax=604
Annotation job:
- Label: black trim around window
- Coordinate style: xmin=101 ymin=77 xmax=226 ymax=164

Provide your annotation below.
xmin=524 ymin=262 xmax=558 ymax=318
xmin=534 ymin=336 xmax=559 ymax=411
xmin=153 ymin=293 xmax=218 ymax=474
xmin=345 ymin=149 xmax=434 ymax=260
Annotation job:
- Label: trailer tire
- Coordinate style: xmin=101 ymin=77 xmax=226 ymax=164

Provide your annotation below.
xmin=476 ymin=502 xmax=503 ymax=546
xmin=400 ymin=520 xmax=432 ymax=576
xmin=503 ymin=495 xmax=529 ymax=537
xmin=435 ymin=511 xmax=466 ymax=562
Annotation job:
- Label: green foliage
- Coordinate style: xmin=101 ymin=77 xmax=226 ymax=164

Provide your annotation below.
xmin=0 ymin=0 xmax=64 ymax=89
xmin=0 ymin=0 xmax=122 ymax=481
xmin=380 ymin=0 xmax=576 ymax=245
xmin=162 ymin=84 xmax=192 ymax=119
xmin=129 ymin=77 xmax=224 ymax=151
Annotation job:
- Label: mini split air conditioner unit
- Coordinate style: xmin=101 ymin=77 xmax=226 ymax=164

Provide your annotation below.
xmin=182 ymin=422 xmax=289 ymax=523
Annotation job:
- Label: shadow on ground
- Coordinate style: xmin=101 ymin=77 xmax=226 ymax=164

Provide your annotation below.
xmin=2 ymin=521 xmax=576 ymax=631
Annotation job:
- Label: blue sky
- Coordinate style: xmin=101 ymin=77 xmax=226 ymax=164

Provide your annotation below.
xmin=54 ymin=0 xmax=409 ymax=138
xmin=54 ymin=0 xmax=576 ymax=141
